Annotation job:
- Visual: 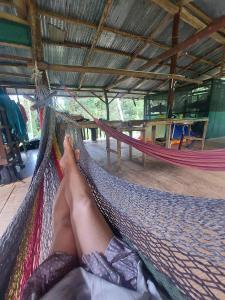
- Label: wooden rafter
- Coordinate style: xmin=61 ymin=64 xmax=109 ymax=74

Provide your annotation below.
xmin=14 ymin=0 xmax=28 ymax=20
xmin=44 ymin=40 xmax=200 ymax=73
xmin=0 ymin=54 xmax=32 ymax=62
xmin=30 ymin=63 xmax=202 ymax=84
xmin=0 ymin=41 xmax=31 ymax=50
xmin=28 ymin=0 xmax=43 ymax=63
xmin=146 ymin=45 xmax=223 ymax=93
xmin=0 ymin=11 xmax=29 ymax=25
xmin=90 ymin=91 xmax=105 ymax=103
xmin=185 ymin=2 xmax=225 ymax=35
xmin=177 ymin=0 xmax=193 ymax=6
xmin=150 ymin=0 xmax=225 ymax=45
xmin=138 ymin=15 xmax=225 ymax=71
xmin=126 ymin=13 xmax=225 ymax=92
xmin=39 ymin=9 xmax=214 ymax=68
xmin=0 ymin=82 xmax=147 ymax=94
xmin=78 ymin=0 xmax=113 ymax=89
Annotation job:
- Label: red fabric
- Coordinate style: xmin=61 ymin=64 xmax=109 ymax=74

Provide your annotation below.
xmin=95 ymin=119 xmax=225 ymax=171
xmin=20 ymin=183 xmax=44 ymax=296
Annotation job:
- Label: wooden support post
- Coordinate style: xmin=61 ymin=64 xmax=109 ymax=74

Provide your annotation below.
xmin=117 ymin=138 xmax=121 ymax=169
xmin=166 ymin=123 xmax=172 ymax=148
xmin=152 ymin=125 xmax=156 ymax=143
xmin=167 ymin=9 xmax=180 ymax=118
xmin=129 ymin=130 xmax=133 ymax=160
xmin=202 ymin=120 xmax=208 ymax=150
xmin=104 ymin=90 xmax=110 ymax=121
xmin=142 ymin=128 xmax=146 ymax=167
xmin=106 ymin=134 xmax=110 ymax=167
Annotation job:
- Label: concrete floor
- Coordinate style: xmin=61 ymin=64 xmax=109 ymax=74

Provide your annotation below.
xmin=1 ymin=138 xmax=225 ymax=238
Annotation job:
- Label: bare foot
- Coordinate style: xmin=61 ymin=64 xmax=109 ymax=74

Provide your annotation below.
xmin=60 ymin=135 xmax=80 ymax=176
xmin=60 ymin=135 xmax=92 ymax=210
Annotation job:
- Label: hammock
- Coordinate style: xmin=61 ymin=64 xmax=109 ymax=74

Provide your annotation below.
xmin=64 ymin=87 xmax=225 ymax=171
xmin=0 ymin=107 xmax=225 ymax=300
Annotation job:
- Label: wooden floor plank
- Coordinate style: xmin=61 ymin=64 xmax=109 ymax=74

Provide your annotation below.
xmin=85 ymin=138 xmax=225 ymax=199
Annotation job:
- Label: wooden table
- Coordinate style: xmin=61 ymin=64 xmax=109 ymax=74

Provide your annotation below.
xmin=78 ymin=117 xmax=209 ymax=167
xmin=106 ymin=126 xmax=146 ymax=168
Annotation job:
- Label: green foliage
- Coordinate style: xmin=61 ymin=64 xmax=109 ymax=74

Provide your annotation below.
xmin=59 ymin=97 xmax=144 ymax=121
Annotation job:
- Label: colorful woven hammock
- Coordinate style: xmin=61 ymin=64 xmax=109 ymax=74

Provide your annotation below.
xmin=0 ymin=107 xmax=225 ymax=300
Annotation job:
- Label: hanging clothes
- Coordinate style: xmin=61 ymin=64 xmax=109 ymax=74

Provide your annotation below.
xmin=18 ymin=103 xmax=28 ymax=123
xmin=0 ymin=89 xmax=28 ymax=142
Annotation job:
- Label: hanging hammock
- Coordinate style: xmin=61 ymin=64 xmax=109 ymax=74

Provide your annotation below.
xmin=0 ymin=105 xmax=225 ymax=300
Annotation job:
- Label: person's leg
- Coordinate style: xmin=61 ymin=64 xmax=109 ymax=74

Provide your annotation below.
xmin=51 ymin=178 xmax=80 ymax=257
xmin=60 ymin=135 xmax=114 ymax=256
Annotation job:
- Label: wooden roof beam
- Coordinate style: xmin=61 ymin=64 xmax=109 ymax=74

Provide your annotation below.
xmin=150 ymin=0 xmax=225 ymax=45
xmin=28 ymin=0 xmax=43 ymax=63
xmin=90 ymin=91 xmax=105 ymax=103
xmin=0 ymin=11 xmax=29 ymax=25
xmin=32 ymin=63 xmax=203 ymax=84
xmin=44 ymin=39 xmax=197 ymax=73
xmin=177 ymin=0 xmax=193 ymax=6
xmin=0 ymin=83 xmax=147 ymax=95
xmin=185 ymin=2 xmax=225 ymax=35
xmin=39 ymin=9 xmax=214 ymax=68
xmin=0 ymin=41 xmax=31 ymax=50
xmin=78 ymin=0 xmax=113 ymax=89
xmin=0 ymin=54 xmax=32 ymax=62
xmin=138 ymin=14 xmax=225 ymax=71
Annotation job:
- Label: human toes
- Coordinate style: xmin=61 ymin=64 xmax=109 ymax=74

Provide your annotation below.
xmin=74 ymin=149 xmax=80 ymax=162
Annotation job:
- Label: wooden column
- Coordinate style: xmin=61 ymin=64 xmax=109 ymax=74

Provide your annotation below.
xmin=129 ymin=130 xmax=132 ymax=160
xmin=28 ymin=0 xmax=43 ymax=64
xmin=104 ymin=90 xmax=110 ymax=121
xmin=104 ymin=90 xmax=111 ymax=166
xmin=167 ymin=10 xmax=180 ymax=118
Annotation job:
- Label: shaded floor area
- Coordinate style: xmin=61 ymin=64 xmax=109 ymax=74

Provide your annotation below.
xmin=85 ymin=137 xmax=225 ymax=199
xmin=0 ymin=150 xmax=37 ymax=237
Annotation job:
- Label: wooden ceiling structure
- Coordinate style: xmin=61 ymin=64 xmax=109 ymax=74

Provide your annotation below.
xmin=0 ymin=0 xmax=225 ymax=110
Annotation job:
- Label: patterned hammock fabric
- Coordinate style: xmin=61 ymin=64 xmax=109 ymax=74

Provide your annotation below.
xmin=0 ymin=107 xmax=225 ymax=300
xmin=95 ymin=119 xmax=225 ymax=171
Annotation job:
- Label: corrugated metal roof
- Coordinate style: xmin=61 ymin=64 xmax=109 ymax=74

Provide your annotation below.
xmin=43 ymin=44 xmax=87 ymax=65
xmin=107 ymin=0 xmax=167 ymax=37
xmin=1 ymin=0 xmax=225 ymax=94
xmin=83 ymin=73 xmax=116 ymax=87
xmin=88 ymin=52 xmax=129 ymax=69
xmin=48 ymin=70 xmax=79 ymax=86
xmin=0 ymin=46 xmax=31 ymax=58
xmin=195 ymin=0 xmax=225 ymax=18
xmin=37 ymin=0 xmax=105 ymax=23
xmin=97 ymin=32 xmax=141 ymax=54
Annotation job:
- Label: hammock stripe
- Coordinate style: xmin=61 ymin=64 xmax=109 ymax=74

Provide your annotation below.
xmin=95 ymin=119 xmax=225 ymax=171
